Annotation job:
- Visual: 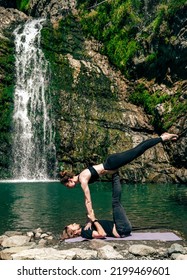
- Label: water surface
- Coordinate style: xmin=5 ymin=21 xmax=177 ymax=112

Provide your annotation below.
xmin=0 ymin=182 xmax=186 ymax=239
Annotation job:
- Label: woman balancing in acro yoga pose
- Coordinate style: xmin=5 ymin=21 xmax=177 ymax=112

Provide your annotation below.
xmin=59 ymin=132 xmax=178 ymax=220
xmin=61 ymin=172 xmax=132 ymax=240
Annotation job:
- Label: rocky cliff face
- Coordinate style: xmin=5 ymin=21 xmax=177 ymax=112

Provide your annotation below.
xmin=133 ymin=3 xmax=187 ymax=83
xmin=28 ymin=0 xmax=77 ymax=18
xmin=0 ymin=1 xmax=186 ymax=182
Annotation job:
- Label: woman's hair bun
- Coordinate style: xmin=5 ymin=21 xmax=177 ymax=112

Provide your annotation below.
xmin=59 ymin=170 xmax=75 ymax=183
xmin=59 ymin=170 xmax=67 ymax=177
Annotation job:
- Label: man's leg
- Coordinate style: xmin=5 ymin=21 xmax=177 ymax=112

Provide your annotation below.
xmin=112 ymin=172 xmax=132 ymax=236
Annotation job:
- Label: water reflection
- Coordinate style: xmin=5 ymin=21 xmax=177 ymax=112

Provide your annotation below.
xmin=169 ymin=188 xmax=187 ymax=206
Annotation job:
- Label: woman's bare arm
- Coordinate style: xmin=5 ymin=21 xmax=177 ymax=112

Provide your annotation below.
xmin=78 ymin=169 xmax=94 ymax=216
xmin=88 ymin=211 xmax=106 ymax=238
xmin=92 ymin=221 xmax=107 ymax=238
xmin=80 ymin=180 xmax=93 ymax=216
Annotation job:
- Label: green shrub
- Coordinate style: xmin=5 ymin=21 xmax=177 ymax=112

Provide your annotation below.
xmin=129 ymin=84 xmax=153 ymax=114
xmin=128 ymin=83 xmax=186 ymax=131
xmin=0 ymin=86 xmax=14 ymax=132
xmin=146 ymin=52 xmax=158 ymax=63
xmin=167 ymin=0 xmax=187 ymax=15
xmin=129 ymin=84 xmax=170 ymax=116
xmin=16 ymin=0 xmax=30 ymax=12
xmin=151 ymin=5 xmax=167 ymax=33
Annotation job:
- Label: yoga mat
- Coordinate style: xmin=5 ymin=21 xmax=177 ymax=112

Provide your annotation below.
xmin=65 ymin=232 xmax=182 ymax=243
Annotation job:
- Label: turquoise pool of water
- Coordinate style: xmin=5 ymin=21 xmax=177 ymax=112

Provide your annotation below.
xmin=0 ymin=182 xmax=186 ymax=239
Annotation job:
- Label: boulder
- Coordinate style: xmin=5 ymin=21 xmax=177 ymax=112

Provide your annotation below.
xmin=97 ymin=245 xmax=123 ymax=259
xmin=129 ymin=244 xmax=156 ymax=256
xmin=168 ymin=243 xmax=187 ymax=255
xmin=2 ymin=235 xmax=31 ymax=248
xmin=12 ymin=247 xmax=97 ymax=260
xmin=0 ymin=245 xmax=35 ymax=260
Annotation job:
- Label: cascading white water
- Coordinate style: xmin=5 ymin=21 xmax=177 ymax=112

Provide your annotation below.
xmin=12 ymin=19 xmax=56 ymax=180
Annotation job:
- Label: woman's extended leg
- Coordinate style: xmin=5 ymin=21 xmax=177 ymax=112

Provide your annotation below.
xmin=104 ymin=137 xmax=162 ymax=170
xmin=112 ymin=172 xmax=132 ymax=236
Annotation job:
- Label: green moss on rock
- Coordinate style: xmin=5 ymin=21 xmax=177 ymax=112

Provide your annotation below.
xmin=0 ymin=38 xmax=15 ymax=178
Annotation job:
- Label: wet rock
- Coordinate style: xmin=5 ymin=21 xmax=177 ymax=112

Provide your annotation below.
xmin=0 ymin=6 xmax=28 ymax=33
xmin=28 ymin=0 xmax=77 ymax=19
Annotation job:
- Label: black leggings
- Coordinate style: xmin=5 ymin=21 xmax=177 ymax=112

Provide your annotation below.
xmin=103 ymin=137 xmax=162 ymax=170
xmin=112 ymin=172 xmax=132 ymax=236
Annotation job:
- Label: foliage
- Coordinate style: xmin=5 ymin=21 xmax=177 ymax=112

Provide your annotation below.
xmin=150 ymin=5 xmax=167 ymax=34
xmin=0 ymin=34 xmax=16 ymax=178
xmin=76 ymin=0 xmax=186 ymax=133
xmin=78 ymin=0 xmax=143 ymax=76
xmin=0 ymin=40 xmax=15 ymax=133
xmin=16 ymin=0 xmax=30 ymax=12
xmin=129 ymin=84 xmax=168 ymax=115
xmin=146 ymin=52 xmax=158 ymax=63
xmin=163 ymin=93 xmax=187 ymax=129
xmin=166 ymin=0 xmax=187 ymax=15
xmin=77 ymin=0 xmax=186 ymax=77
xmin=0 ymin=84 xmax=14 ymax=178
xmin=128 ymin=83 xmax=186 ymax=131
xmin=0 ymin=86 xmax=14 ymax=132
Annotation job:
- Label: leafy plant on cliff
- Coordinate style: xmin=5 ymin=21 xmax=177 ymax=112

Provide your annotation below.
xmin=0 ymin=86 xmax=14 ymax=132
xmin=78 ymin=0 xmax=142 ymax=77
xmin=16 ymin=0 xmax=30 ymax=12
xmin=77 ymin=0 xmax=186 ymax=78
xmin=0 ymin=36 xmax=15 ymax=178
xmin=163 ymin=93 xmax=187 ymax=129
xmin=129 ymin=83 xmax=187 ymax=131
xmin=77 ymin=0 xmax=186 ymax=133
xmin=0 ymin=40 xmax=14 ymax=131
xmin=167 ymin=0 xmax=187 ymax=15
xmin=129 ymin=83 xmax=168 ymax=115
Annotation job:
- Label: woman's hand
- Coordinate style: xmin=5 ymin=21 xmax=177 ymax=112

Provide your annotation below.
xmin=87 ymin=209 xmax=96 ymax=222
xmin=84 ymin=210 xmax=96 ymax=230
xmin=84 ymin=221 xmax=92 ymax=230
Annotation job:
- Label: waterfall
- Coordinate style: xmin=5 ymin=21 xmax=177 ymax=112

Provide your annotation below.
xmin=12 ymin=19 xmax=56 ymax=181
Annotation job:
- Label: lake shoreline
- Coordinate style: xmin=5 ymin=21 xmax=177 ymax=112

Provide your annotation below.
xmin=0 ymin=228 xmax=187 ymax=260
